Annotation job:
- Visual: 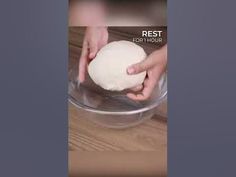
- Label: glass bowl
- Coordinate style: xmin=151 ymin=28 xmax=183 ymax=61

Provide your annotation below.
xmin=68 ymin=67 xmax=167 ymax=129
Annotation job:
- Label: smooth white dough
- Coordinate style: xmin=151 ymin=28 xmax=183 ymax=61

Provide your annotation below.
xmin=88 ymin=40 xmax=147 ymax=91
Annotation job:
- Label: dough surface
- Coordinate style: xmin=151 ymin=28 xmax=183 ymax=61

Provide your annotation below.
xmin=88 ymin=40 xmax=147 ymax=91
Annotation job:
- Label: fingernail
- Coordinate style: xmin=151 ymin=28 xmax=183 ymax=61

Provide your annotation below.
xmin=127 ymin=67 xmax=135 ymax=74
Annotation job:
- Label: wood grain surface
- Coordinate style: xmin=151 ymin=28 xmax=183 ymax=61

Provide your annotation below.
xmin=68 ymin=27 xmax=167 ymax=151
xmin=69 ymin=102 xmax=167 ymax=151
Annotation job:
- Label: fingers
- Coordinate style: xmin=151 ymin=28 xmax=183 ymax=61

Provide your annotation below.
xmin=129 ymin=84 xmax=143 ymax=92
xmin=78 ymin=40 xmax=98 ymax=82
xmin=89 ymin=42 xmax=98 ymax=59
xmin=78 ymin=43 xmax=89 ymax=83
xmin=127 ymin=67 xmax=161 ymax=101
xmin=78 ymin=27 xmax=107 ymax=82
xmin=127 ymin=55 xmax=157 ymax=75
xmin=127 ymin=46 xmax=168 ymax=75
xmin=127 ymin=76 xmax=157 ymax=101
xmin=141 ymin=75 xmax=158 ymax=99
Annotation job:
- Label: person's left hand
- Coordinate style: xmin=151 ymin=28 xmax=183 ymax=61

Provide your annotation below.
xmin=126 ymin=45 xmax=167 ymax=101
xmin=78 ymin=27 xmax=108 ymax=83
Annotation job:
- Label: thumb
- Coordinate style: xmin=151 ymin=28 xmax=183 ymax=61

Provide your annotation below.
xmin=89 ymin=43 xmax=98 ymax=59
xmin=127 ymin=57 xmax=155 ymax=75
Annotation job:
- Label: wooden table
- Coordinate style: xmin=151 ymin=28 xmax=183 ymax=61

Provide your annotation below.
xmin=69 ymin=102 xmax=167 ymax=151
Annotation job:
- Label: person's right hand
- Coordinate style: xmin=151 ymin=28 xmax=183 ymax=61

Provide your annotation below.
xmin=126 ymin=45 xmax=167 ymax=101
xmin=78 ymin=27 xmax=108 ymax=83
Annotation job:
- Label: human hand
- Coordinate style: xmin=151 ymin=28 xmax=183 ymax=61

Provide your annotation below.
xmin=78 ymin=27 xmax=108 ymax=82
xmin=126 ymin=45 xmax=167 ymax=101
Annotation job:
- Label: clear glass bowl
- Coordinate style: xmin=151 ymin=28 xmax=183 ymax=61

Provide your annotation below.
xmin=68 ymin=66 xmax=167 ymax=129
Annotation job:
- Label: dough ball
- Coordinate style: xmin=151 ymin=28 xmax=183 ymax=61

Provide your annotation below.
xmin=88 ymin=40 xmax=147 ymax=91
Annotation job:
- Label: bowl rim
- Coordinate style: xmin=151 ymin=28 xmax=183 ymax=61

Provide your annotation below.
xmin=68 ymin=67 xmax=167 ymax=115
xmin=68 ymin=90 xmax=167 ymax=115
